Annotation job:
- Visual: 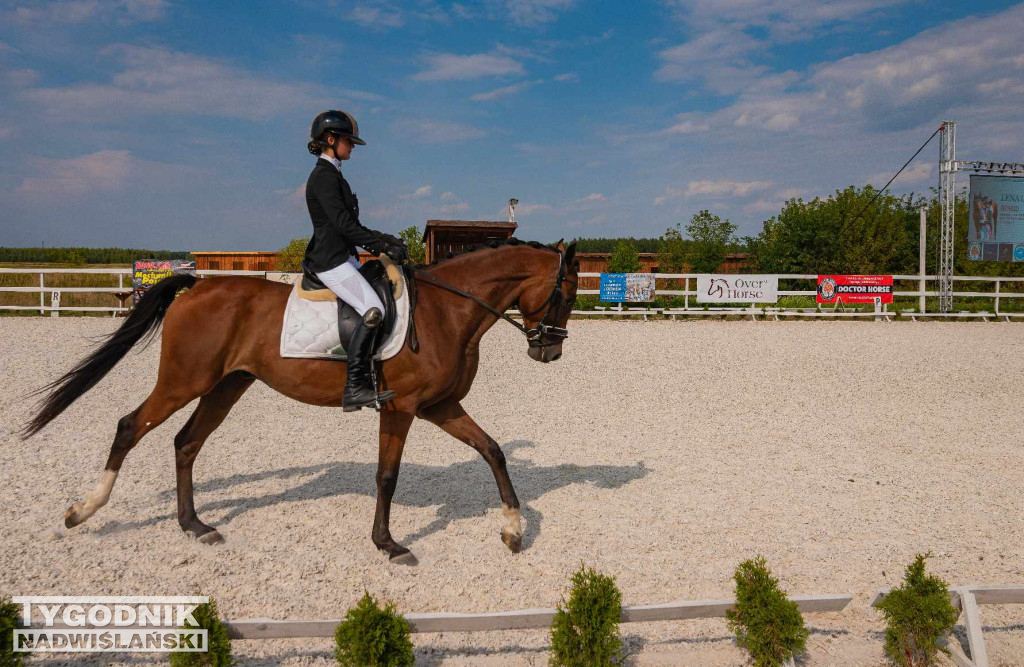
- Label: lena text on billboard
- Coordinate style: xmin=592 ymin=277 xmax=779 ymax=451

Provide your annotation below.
xmin=817 ymin=275 xmax=893 ymax=304
xmin=968 ymin=175 xmax=1024 ymax=262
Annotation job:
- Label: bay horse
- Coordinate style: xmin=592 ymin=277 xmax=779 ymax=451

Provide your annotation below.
xmin=23 ymin=239 xmax=579 ymax=564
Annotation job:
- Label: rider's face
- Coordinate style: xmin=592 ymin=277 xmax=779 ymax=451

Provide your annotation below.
xmin=331 ymin=135 xmax=354 ymax=160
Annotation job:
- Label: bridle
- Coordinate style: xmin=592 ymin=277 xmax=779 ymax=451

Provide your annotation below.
xmin=412 ymin=250 xmax=576 ymax=349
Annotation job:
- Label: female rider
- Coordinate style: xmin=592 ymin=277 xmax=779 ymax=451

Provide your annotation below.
xmin=303 ymin=110 xmax=408 ymax=411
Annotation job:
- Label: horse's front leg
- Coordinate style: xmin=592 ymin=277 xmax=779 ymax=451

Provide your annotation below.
xmin=421 ymin=401 xmax=523 ymax=552
xmin=372 ymin=410 xmax=417 ymax=564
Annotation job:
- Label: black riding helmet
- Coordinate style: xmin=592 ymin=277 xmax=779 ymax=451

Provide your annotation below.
xmin=308 ymin=110 xmax=366 ymax=155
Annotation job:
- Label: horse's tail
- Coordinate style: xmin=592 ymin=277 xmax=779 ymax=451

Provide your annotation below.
xmin=21 ymin=274 xmax=197 ymax=439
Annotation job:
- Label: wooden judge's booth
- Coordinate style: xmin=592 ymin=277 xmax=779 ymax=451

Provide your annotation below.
xmin=422 ymin=220 xmax=517 ymax=264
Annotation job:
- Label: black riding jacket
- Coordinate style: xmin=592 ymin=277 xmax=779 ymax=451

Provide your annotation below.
xmin=302 ymin=158 xmax=388 ymax=274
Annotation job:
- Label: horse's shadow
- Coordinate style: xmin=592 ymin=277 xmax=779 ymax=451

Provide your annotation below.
xmin=95 ymin=441 xmax=649 ymax=551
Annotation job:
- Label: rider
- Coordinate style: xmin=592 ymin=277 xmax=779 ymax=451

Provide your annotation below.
xmin=303 ymin=110 xmax=408 ymax=411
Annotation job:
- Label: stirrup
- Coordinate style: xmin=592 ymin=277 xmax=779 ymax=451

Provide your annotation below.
xmin=343 ymin=388 xmax=396 ymax=412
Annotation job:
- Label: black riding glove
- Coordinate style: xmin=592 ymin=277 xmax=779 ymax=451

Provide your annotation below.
xmin=384 ymin=243 xmax=409 ymax=264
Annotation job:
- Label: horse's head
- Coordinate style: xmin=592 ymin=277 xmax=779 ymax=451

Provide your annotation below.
xmin=518 ymin=240 xmax=578 ymax=363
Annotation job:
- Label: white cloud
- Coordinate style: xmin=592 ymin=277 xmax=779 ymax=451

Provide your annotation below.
xmin=688 ymin=179 xmax=771 ymax=197
xmin=346 ymin=4 xmax=404 ymax=28
xmin=503 ymin=0 xmax=575 ymax=26
xmin=471 ymin=80 xmax=539 ymax=101
xmin=660 ymin=113 xmax=710 ymax=135
xmin=441 ymin=191 xmax=456 ymax=201
xmin=412 ymin=53 xmax=524 ymax=81
xmin=655 ymin=29 xmax=767 ymax=94
xmin=22 ymin=45 xmax=378 ymax=121
xmin=393 ymin=119 xmax=487 ymax=143
xmin=399 ymin=185 xmax=433 ymax=199
xmin=553 ymin=72 xmax=578 ymax=82
xmin=1 ymin=67 xmax=39 ymax=87
xmin=866 ymin=161 xmax=932 ymax=187
xmin=580 ymin=193 xmax=605 ymax=201
xmin=0 ymin=41 xmax=19 ymax=53
xmin=515 ymin=203 xmax=552 ymax=216
xmin=440 ymin=202 xmax=470 ymax=213
xmin=18 ymin=150 xmax=172 ymax=196
xmin=10 ymin=0 xmax=168 ymax=24
xmin=663 ymin=0 xmax=910 ymax=39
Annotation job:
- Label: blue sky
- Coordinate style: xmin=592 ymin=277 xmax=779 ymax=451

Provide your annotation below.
xmin=1 ymin=0 xmax=1022 ymax=251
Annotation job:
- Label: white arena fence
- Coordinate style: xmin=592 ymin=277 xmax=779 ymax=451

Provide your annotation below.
xmin=1 ymin=268 xmax=1023 ymax=320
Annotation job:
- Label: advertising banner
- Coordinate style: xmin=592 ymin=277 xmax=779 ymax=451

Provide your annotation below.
xmin=968 ymin=175 xmax=1024 ymax=262
xmin=132 ymin=259 xmax=196 ymax=304
xmin=817 ymin=275 xmax=893 ymax=304
xmin=697 ymin=274 xmax=779 ymax=303
xmin=599 ymin=273 xmax=656 ymax=302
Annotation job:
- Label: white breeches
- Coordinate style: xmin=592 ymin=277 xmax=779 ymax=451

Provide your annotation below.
xmin=316 ymin=256 xmax=384 ymax=317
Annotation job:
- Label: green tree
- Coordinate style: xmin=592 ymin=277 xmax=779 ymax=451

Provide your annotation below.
xmin=334 ymin=592 xmax=414 ymax=667
xmin=683 ymin=209 xmax=737 ymax=273
xmin=1 ymin=596 xmax=22 ymax=667
xmin=877 ymin=553 xmax=958 ymax=667
xmin=657 ymin=225 xmax=689 ymax=273
xmin=549 ymin=564 xmax=624 ymax=667
xmin=726 ymin=557 xmax=808 ymax=667
xmin=169 ymin=597 xmax=233 ymax=666
xmin=277 ymin=237 xmax=309 ymax=272
xmin=398 ymin=226 xmax=426 ymax=264
xmin=607 ymin=239 xmax=640 ymax=273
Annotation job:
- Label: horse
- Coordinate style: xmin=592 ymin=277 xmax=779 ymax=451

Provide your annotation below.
xmin=23 ymin=239 xmax=579 ymax=564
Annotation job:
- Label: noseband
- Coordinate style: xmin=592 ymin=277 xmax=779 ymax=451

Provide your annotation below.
xmin=412 ymin=251 xmax=575 ymax=348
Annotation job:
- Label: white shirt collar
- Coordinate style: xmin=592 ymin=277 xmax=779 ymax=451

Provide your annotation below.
xmin=319 ymin=154 xmax=343 ymax=171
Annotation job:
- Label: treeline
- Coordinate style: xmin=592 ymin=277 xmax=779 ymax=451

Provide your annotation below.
xmin=0 ymin=247 xmax=192 ymax=265
xmin=573 ymin=185 xmax=1024 ymax=278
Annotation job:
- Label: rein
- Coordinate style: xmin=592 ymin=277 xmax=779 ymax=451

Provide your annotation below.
xmin=411 ymin=251 xmax=573 ymax=347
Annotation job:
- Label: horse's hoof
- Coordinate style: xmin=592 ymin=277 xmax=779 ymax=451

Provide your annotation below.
xmin=501 ymin=528 xmax=522 ymax=553
xmin=389 ymin=550 xmax=418 ymax=566
xmin=64 ymin=505 xmax=83 ymax=529
xmin=197 ymin=530 xmax=224 ymax=545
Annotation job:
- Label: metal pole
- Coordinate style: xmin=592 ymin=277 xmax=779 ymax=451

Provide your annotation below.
xmin=939 ymin=121 xmax=956 ymax=313
xmin=919 ymin=205 xmax=927 ymax=313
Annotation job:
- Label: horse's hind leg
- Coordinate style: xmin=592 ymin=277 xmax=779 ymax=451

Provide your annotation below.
xmin=172 ymin=371 xmax=255 ymax=544
xmin=65 ymin=389 xmax=193 ymax=529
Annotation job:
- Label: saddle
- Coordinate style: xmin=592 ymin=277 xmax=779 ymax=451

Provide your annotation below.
xmin=279 ymin=256 xmax=413 ymax=361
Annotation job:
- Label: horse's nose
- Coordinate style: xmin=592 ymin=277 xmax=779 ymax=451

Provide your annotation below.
xmin=550 ymin=351 xmax=562 ymax=361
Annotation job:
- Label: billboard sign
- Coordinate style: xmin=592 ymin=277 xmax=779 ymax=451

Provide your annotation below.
xmin=968 ymin=175 xmax=1024 ymax=262
xmin=132 ymin=259 xmax=196 ymax=304
xmin=697 ymin=275 xmax=779 ymax=303
xmin=599 ymin=273 xmax=656 ymax=302
xmin=817 ymin=275 xmax=893 ymax=304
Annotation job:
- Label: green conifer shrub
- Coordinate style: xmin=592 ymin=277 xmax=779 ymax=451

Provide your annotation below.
xmin=169 ymin=596 xmax=234 ymax=666
xmin=334 ymin=592 xmax=414 ymax=667
xmin=1 ymin=595 xmax=22 ymax=667
xmin=549 ymin=563 xmax=624 ymax=666
xmin=876 ymin=553 xmax=958 ymax=666
xmin=726 ymin=556 xmax=808 ymax=667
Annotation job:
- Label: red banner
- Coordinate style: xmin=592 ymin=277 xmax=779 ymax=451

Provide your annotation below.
xmin=816 ymin=275 xmax=893 ymax=304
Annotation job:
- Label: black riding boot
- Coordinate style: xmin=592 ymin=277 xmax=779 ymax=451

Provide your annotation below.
xmin=343 ymin=307 xmax=396 ymax=412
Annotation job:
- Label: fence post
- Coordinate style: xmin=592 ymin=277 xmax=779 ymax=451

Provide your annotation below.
xmin=39 ymin=273 xmax=44 ymax=315
xmin=919 ymin=205 xmax=928 ymax=313
xmin=50 ymin=291 xmax=60 ymax=318
xmin=994 ymin=279 xmax=1000 ymax=315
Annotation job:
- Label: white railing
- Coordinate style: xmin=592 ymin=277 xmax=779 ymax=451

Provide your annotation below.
xmin=0 ymin=268 xmax=266 ymax=316
xmin=573 ymin=273 xmax=1024 ymax=321
xmin=1 ymin=268 xmax=1023 ymax=320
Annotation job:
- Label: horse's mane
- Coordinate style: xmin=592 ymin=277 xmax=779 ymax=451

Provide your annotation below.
xmin=421 ymin=237 xmax=559 ymax=267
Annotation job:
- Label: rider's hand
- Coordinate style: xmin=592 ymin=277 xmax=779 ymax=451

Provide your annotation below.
xmin=381 ymin=233 xmax=406 ymax=248
xmin=384 ymin=243 xmax=409 ymax=264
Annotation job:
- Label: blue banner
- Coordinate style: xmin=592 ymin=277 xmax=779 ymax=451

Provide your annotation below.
xmin=599 ymin=273 xmax=626 ymax=301
xmin=600 ymin=273 xmax=655 ymax=302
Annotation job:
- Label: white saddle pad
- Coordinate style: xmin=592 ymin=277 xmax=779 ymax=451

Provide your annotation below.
xmin=279 ymin=274 xmax=410 ymax=361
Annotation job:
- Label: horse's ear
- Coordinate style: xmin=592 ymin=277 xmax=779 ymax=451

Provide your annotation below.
xmin=565 ymin=242 xmax=577 ymax=265
xmin=555 ymin=238 xmax=566 ymax=252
